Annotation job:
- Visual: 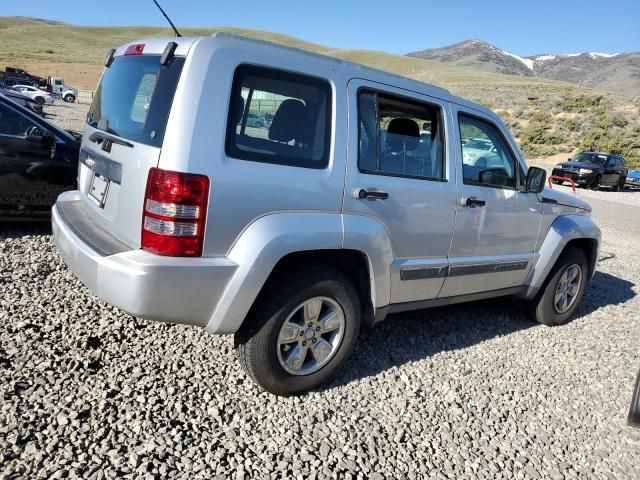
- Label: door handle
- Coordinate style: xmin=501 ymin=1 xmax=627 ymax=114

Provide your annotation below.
xmin=355 ymin=188 xmax=389 ymax=200
xmin=461 ymin=196 xmax=486 ymax=207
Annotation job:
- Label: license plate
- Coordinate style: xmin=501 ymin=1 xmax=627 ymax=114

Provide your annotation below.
xmin=89 ymin=173 xmax=109 ymax=208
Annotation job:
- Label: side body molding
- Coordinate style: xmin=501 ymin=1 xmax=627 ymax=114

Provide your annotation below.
xmin=521 ymin=214 xmax=601 ymax=299
xmin=206 ymin=213 xmax=343 ymax=334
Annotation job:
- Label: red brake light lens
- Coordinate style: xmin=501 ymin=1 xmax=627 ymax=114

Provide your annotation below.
xmin=141 ymin=168 xmax=210 ymax=257
xmin=124 ymin=43 xmax=145 ymax=56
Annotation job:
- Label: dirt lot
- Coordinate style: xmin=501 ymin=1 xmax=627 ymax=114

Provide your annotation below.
xmin=1 ymin=106 xmax=640 ymax=479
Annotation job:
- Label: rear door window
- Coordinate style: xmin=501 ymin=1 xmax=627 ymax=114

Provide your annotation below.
xmin=357 ymin=90 xmax=445 ymax=180
xmin=225 ymin=65 xmax=332 ymax=169
xmin=87 ymin=55 xmax=185 ymax=147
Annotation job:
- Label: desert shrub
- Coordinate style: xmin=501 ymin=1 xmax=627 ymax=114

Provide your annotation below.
xmin=562 ymin=117 xmax=580 ymax=132
xmin=557 ymin=93 xmax=606 ymax=113
xmin=610 ymin=115 xmax=628 ymax=128
xmin=512 ymin=105 xmax=526 ymax=119
xmin=522 ymin=144 xmax=556 ymax=157
xmin=579 ymin=124 xmax=640 ymax=168
xmin=521 ymin=120 xmax=566 ymax=145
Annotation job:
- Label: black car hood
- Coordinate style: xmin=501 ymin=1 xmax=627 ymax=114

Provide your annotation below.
xmin=557 ymin=161 xmax=603 ymax=170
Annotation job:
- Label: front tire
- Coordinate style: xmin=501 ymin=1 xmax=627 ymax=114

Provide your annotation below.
xmin=590 ymin=175 xmax=601 ymax=190
xmin=64 ymin=94 xmax=75 ymax=103
xmin=528 ymin=248 xmax=588 ymax=326
xmin=235 ymin=267 xmax=361 ymax=395
xmin=35 ymin=96 xmax=45 ymax=105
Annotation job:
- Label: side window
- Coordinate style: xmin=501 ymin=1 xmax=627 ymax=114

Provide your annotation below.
xmin=225 ymin=65 xmax=332 ymax=169
xmin=0 ymin=103 xmax=33 ymax=136
xmin=358 ymin=90 xmax=445 ymax=180
xmin=459 ymin=114 xmax=517 ymax=189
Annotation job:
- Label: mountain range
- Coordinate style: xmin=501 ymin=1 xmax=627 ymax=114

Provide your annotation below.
xmin=408 ymin=39 xmax=640 ymax=97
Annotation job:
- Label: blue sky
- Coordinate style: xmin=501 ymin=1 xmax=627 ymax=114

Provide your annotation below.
xmin=5 ymin=0 xmax=639 ymax=56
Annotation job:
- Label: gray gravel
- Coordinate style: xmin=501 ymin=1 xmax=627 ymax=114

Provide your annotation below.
xmin=1 ymin=116 xmax=639 ymax=478
xmin=42 ymin=101 xmax=89 ymax=133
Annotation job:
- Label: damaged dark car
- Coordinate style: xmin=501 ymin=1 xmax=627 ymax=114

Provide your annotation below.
xmin=0 ymin=94 xmax=80 ymax=220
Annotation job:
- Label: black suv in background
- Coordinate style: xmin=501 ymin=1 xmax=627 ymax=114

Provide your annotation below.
xmin=552 ymin=151 xmax=628 ymax=191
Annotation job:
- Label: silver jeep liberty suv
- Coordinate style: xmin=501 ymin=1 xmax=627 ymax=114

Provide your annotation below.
xmin=53 ymin=34 xmax=601 ymax=395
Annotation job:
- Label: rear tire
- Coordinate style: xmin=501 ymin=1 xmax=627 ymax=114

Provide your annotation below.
xmin=527 ymin=247 xmax=588 ymax=326
xmin=234 ymin=266 xmax=361 ymax=395
xmin=590 ymin=175 xmax=601 ymax=190
xmin=615 ymin=176 xmax=626 ymax=192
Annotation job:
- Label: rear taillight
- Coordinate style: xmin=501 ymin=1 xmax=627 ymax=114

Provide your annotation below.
xmin=142 ymin=168 xmax=209 ymax=257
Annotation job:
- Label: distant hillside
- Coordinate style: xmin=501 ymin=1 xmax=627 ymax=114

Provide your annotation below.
xmin=408 ymin=39 xmax=536 ymax=77
xmin=0 ymin=17 xmax=638 ymax=167
xmin=408 ymin=39 xmax=640 ymax=97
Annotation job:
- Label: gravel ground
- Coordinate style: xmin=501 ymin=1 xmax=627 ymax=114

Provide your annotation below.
xmin=42 ymin=101 xmax=89 ymax=133
xmin=1 ymin=113 xmax=639 ymax=479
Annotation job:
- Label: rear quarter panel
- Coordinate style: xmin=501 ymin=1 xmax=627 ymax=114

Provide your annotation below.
xmin=159 ymin=37 xmax=349 ymax=257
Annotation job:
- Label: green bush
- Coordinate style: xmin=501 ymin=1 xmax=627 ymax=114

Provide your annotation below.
xmin=557 ymin=93 xmax=606 ymax=113
xmin=562 ymin=117 xmax=580 ymax=132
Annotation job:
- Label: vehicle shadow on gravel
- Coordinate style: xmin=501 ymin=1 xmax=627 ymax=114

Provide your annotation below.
xmin=324 ymin=271 xmax=635 ymax=390
xmin=576 ymin=270 xmax=636 ymax=316
xmin=1 ymin=223 xmax=51 ymax=238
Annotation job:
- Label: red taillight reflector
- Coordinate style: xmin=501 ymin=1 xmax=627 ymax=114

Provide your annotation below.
xmin=124 ymin=43 xmax=145 ymax=56
xmin=142 ymin=168 xmax=209 ymax=257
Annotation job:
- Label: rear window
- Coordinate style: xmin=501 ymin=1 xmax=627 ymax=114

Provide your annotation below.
xmin=87 ymin=55 xmax=184 ymax=147
xmin=225 ymin=65 xmax=332 ymax=169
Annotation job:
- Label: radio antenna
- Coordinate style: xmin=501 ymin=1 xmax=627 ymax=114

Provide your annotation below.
xmin=152 ymin=0 xmax=182 ymax=37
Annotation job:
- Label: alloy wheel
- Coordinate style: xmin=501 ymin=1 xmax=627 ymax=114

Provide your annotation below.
xmin=553 ymin=264 xmax=583 ymax=314
xmin=276 ymin=296 xmax=345 ymax=376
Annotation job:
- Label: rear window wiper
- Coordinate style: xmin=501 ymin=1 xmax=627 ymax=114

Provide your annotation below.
xmin=89 ymin=118 xmax=134 ymax=148
xmin=89 ymin=130 xmax=134 ymax=149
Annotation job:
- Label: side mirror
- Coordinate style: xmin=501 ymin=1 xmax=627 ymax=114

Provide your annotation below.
xmin=525 ymin=166 xmax=546 ymax=193
xmin=629 ymin=369 xmax=640 ymax=427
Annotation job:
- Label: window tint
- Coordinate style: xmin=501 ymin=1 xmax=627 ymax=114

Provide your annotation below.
xmin=0 ymin=103 xmax=34 ymax=136
xmin=88 ymin=55 xmax=185 ymax=147
xmin=459 ymin=114 xmax=517 ymax=189
xmin=358 ymin=91 xmax=444 ymax=180
xmin=226 ymin=65 xmax=332 ymax=169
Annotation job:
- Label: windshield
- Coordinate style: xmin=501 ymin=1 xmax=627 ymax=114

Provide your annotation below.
xmin=571 ymin=152 xmax=607 ymax=165
xmin=87 ymin=55 xmax=184 ymax=147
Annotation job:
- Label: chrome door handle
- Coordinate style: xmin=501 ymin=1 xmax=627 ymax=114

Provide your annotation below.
xmin=461 ymin=196 xmax=485 ymax=207
xmin=355 ymin=188 xmax=389 ymax=200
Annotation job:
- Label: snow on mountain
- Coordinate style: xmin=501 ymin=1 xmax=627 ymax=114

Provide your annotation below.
xmin=500 ymin=49 xmax=535 ymax=70
xmin=589 ymin=52 xmax=620 ymax=59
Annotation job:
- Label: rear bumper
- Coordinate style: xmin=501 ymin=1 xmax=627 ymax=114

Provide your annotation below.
xmin=52 ymin=191 xmax=237 ymax=329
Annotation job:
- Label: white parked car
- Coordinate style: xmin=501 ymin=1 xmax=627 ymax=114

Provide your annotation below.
xmin=11 ymin=85 xmax=54 ymax=105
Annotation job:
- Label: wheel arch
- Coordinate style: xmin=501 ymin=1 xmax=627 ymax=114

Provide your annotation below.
xmin=205 ymin=212 xmax=387 ymax=334
xmin=521 ymin=214 xmax=601 ymax=299
xmin=250 ymin=249 xmax=375 ymax=329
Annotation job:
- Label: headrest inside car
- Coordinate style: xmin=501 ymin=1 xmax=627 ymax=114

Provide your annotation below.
xmin=386 ymin=117 xmax=420 ymax=151
xmin=269 ymin=99 xmax=307 ymax=143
